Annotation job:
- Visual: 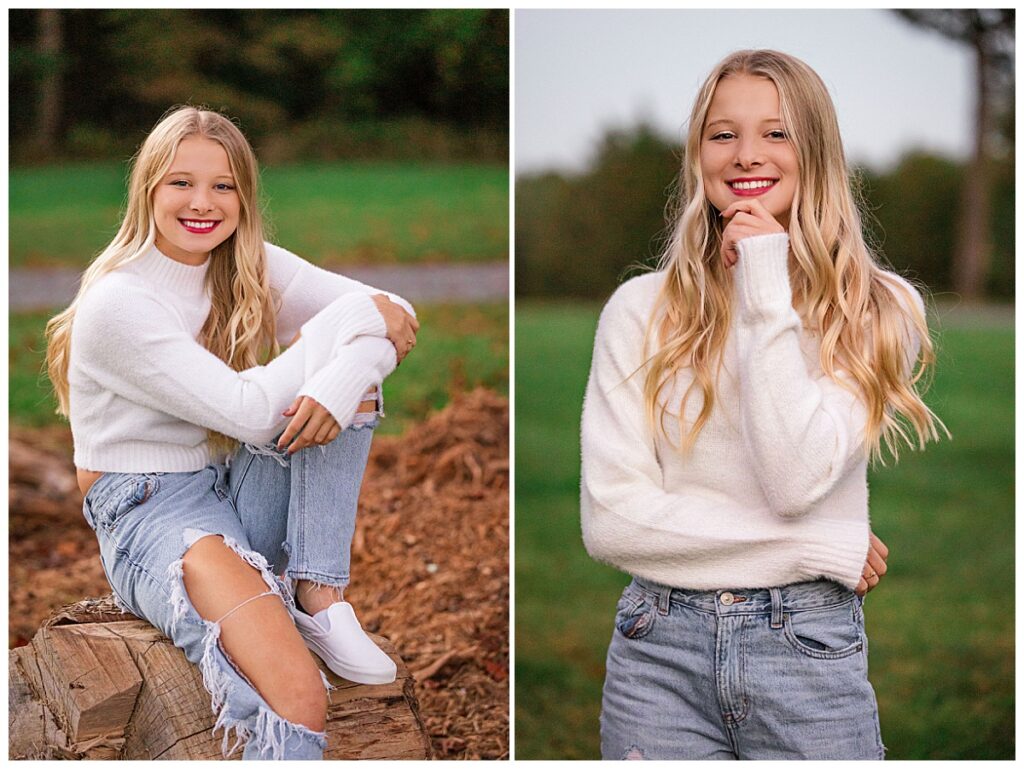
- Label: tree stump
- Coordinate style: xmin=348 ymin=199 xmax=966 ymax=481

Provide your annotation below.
xmin=9 ymin=595 xmax=432 ymax=760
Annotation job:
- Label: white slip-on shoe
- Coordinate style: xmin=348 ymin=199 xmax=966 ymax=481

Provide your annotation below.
xmin=291 ymin=601 xmax=397 ymax=685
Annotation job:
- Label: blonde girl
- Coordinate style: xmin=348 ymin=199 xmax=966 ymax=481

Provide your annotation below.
xmin=581 ymin=50 xmax=945 ymax=760
xmin=46 ymin=106 xmax=419 ymax=759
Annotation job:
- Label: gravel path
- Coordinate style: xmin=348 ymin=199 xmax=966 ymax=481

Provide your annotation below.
xmin=9 ymin=261 xmax=509 ymax=311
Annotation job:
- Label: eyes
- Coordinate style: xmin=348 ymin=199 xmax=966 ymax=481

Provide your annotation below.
xmin=708 ymin=129 xmax=788 ymax=142
xmin=168 ymin=179 xmax=236 ymax=192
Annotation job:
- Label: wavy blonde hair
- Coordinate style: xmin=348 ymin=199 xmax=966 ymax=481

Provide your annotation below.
xmin=45 ymin=105 xmax=279 ymax=454
xmin=643 ymin=49 xmax=946 ymax=464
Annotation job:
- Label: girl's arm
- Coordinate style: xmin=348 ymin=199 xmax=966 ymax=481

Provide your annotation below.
xmin=266 ymin=242 xmax=416 ymax=347
xmin=73 ymin=278 xmax=396 ymax=446
xmin=580 ymin=279 xmax=867 ymax=587
xmin=731 ymin=233 xmax=921 ymax=518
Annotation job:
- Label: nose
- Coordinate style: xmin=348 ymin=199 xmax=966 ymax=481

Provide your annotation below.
xmin=733 ymin=135 xmax=764 ymax=169
xmin=189 ymin=188 xmax=213 ymax=214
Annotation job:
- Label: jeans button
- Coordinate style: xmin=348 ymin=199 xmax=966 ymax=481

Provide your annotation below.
xmin=720 ymin=592 xmax=735 ymax=606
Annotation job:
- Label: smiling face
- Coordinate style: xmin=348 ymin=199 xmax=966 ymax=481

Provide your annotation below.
xmin=699 ymin=74 xmax=798 ymax=229
xmin=152 ymin=136 xmax=240 ymax=265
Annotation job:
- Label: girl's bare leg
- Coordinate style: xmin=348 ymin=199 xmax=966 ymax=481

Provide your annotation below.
xmin=182 ymin=535 xmax=327 ymax=731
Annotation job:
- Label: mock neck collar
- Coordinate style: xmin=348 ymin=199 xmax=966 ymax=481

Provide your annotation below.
xmin=133 ymin=244 xmax=210 ymax=298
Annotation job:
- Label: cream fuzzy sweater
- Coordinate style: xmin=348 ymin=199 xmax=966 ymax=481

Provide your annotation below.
xmin=70 ymin=242 xmax=412 ymax=473
xmin=580 ymin=233 xmax=922 ymax=591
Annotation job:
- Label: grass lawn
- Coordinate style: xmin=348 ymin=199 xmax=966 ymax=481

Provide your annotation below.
xmin=10 ymin=302 xmax=507 ymax=436
xmin=514 ymin=300 xmax=1013 ymax=760
xmin=9 ymin=162 xmax=508 ymax=268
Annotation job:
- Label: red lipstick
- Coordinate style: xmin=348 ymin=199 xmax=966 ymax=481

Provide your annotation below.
xmin=179 ymin=219 xmax=221 ymax=235
xmin=726 ymin=178 xmax=778 ymax=197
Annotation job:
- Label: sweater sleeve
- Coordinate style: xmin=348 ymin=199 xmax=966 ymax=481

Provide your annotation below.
xmin=732 ymin=233 xmax=871 ymax=518
xmin=580 ymin=280 xmax=838 ymax=578
xmin=74 ymin=280 xmax=395 ymax=445
xmin=266 ymin=242 xmax=415 ymax=346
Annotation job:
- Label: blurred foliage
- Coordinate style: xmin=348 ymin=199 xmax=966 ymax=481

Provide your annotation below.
xmin=859 ymin=152 xmax=1015 ymax=299
xmin=516 ymin=124 xmax=1014 ymax=300
xmin=516 ymin=124 xmax=675 ymax=297
xmin=10 ymin=9 xmax=508 ymax=163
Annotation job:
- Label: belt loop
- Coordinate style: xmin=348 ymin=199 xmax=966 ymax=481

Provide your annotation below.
xmin=769 ymin=587 xmax=784 ymax=629
xmin=657 ymin=588 xmax=670 ymax=616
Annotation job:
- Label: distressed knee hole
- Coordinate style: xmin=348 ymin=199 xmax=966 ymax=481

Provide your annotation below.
xmin=623 ymin=745 xmax=646 ymax=760
xmin=179 ymin=529 xmax=292 ymax=603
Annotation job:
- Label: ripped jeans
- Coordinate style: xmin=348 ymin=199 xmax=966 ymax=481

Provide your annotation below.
xmin=80 ymin=407 xmax=378 ymax=760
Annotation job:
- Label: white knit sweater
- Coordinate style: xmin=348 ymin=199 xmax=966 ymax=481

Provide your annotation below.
xmin=70 ymin=242 xmax=412 ymax=473
xmin=580 ymin=233 xmax=922 ymax=591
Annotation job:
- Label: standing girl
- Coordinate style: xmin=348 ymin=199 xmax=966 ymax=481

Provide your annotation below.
xmin=45 ymin=106 xmax=419 ymax=759
xmin=581 ymin=50 xmax=945 ymax=760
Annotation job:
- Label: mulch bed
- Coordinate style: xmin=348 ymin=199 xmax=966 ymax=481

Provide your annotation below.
xmin=8 ymin=387 xmax=509 ymax=760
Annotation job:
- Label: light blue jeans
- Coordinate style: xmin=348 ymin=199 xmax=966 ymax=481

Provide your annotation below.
xmin=600 ymin=577 xmax=885 ymax=760
xmin=81 ymin=415 xmax=377 ymax=760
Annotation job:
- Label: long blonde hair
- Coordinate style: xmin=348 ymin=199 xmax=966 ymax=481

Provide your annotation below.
xmin=45 ymin=106 xmax=279 ymax=453
xmin=643 ymin=49 xmax=946 ymax=464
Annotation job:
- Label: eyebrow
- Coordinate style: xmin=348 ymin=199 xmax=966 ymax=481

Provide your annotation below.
xmin=705 ymin=118 xmax=783 ymax=130
xmin=165 ymin=170 xmax=235 ymax=179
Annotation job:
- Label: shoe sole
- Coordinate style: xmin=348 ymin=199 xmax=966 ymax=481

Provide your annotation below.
xmin=301 ymin=635 xmax=397 ymax=685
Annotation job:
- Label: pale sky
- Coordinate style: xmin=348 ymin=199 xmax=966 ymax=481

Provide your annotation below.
xmin=515 ymin=9 xmax=974 ymax=175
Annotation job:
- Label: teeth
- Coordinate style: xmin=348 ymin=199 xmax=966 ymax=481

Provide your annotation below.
xmin=730 ymin=180 xmax=775 ymax=190
xmin=182 ymin=220 xmax=216 ymax=229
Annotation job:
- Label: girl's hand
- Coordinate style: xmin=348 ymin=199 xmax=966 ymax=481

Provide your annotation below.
xmin=277 ymin=396 xmax=340 ymax=454
xmin=855 ymin=531 xmax=889 ymax=597
xmin=719 ymin=199 xmax=786 ymax=269
xmin=372 ymin=294 xmax=419 ymax=363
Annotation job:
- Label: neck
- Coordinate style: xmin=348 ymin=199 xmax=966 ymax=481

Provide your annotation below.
xmin=154 ymin=237 xmax=210 ymax=267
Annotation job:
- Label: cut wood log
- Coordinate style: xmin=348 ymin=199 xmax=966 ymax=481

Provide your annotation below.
xmin=9 ymin=595 xmax=432 ymax=760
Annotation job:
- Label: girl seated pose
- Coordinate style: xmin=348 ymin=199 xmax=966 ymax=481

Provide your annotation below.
xmin=581 ymin=50 xmax=945 ymax=760
xmin=45 ymin=106 xmax=419 ymax=760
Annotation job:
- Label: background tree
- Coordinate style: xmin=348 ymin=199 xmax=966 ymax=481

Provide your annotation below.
xmin=34 ymin=10 xmax=62 ymax=156
xmin=893 ymin=9 xmax=1015 ymax=300
xmin=515 ymin=124 xmax=676 ymax=297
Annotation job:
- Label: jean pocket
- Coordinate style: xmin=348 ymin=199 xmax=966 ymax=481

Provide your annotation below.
xmin=783 ymin=600 xmax=863 ymax=660
xmin=86 ymin=473 xmax=159 ymax=533
xmin=614 ymin=585 xmax=658 ymax=640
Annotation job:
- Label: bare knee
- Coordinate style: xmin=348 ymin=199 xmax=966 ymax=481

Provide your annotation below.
xmin=179 ymin=535 xmax=327 ymax=732
xmin=278 ymin=666 xmax=328 ymax=732
xmin=181 ymin=535 xmax=270 ymax=620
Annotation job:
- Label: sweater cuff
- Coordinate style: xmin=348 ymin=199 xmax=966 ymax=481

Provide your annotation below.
xmin=799 ymin=518 xmax=870 ymax=590
xmin=297 ymin=339 xmax=397 ymax=429
xmin=734 ymin=233 xmax=792 ymax=318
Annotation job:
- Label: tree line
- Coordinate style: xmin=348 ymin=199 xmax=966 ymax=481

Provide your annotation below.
xmin=10 ymin=9 xmax=508 ymax=163
xmin=515 ymin=123 xmax=1013 ymax=301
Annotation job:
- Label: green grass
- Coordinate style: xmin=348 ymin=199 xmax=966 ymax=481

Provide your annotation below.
xmin=10 ymin=302 xmax=507 ymax=436
xmin=514 ymin=301 xmax=1014 ymax=760
xmin=9 ymin=162 xmax=508 ymax=268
